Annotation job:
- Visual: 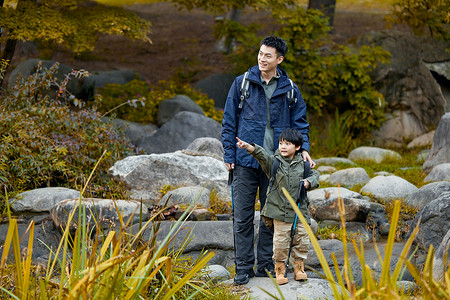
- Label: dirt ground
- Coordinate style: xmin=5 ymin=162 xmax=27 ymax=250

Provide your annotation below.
xmin=9 ymin=1 xmax=410 ymax=85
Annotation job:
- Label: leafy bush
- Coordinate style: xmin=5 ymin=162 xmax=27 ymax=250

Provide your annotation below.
xmin=95 ymin=79 xmax=223 ymax=124
xmin=387 ymin=0 xmax=450 ymax=43
xmin=0 ymin=62 xmax=132 ymax=202
xmin=227 ymin=6 xmax=390 ymax=141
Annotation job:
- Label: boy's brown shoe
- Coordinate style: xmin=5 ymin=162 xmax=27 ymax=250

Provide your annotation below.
xmin=275 ymin=262 xmax=288 ymax=285
xmin=294 ymin=260 xmax=308 ymax=281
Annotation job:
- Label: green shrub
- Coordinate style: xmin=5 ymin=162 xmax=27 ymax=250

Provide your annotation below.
xmin=0 ymin=62 xmax=132 ymax=203
xmin=95 ymin=79 xmax=223 ymax=124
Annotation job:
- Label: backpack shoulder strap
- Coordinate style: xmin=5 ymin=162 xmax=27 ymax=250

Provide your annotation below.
xmin=268 ymin=158 xmax=280 ymax=190
xmin=287 ymin=79 xmax=297 ymax=109
xmin=303 ymin=160 xmax=310 ymax=179
xmin=297 ymin=160 xmax=311 ymax=205
xmin=239 ymin=71 xmax=250 ymax=111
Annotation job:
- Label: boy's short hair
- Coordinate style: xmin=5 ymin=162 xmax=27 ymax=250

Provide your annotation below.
xmin=278 ymin=128 xmax=303 ymax=153
xmin=261 ymin=36 xmax=288 ymax=57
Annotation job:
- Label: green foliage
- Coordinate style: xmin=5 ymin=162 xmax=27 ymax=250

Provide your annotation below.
xmin=284 ymin=191 xmax=450 ymax=299
xmin=95 ymin=79 xmax=223 ymax=124
xmin=384 ymin=200 xmax=419 ymax=241
xmin=228 ymin=6 xmax=390 ymax=141
xmin=316 ymin=224 xmax=347 ymax=241
xmin=0 ymin=0 xmax=151 ymax=54
xmin=158 ymin=184 xmax=179 ymax=197
xmin=0 ymin=62 xmax=132 ymax=202
xmin=209 ymin=188 xmax=231 ymax=215
xmin=387 ymin=0 xmax=450 ymax=43
xmin=0 ymin=184 xmax=220 ymax=298
xmin=0 ymin=59 xmax=8 ymax=80
xmin=322 ymin=109 xmax=354 ymax=157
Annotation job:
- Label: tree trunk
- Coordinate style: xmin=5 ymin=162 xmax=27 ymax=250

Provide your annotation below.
xmin=0 ymin=0 xmax=19 ymax=90
xmin=308 ymin=0 xmax=336 ymax=28
xmin=216 ymin=7 xmax=242 ymax=53
xmin=0 ymin=39 xmax=17 ymax=89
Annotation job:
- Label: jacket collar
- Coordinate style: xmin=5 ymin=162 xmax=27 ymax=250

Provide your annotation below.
xmin=248 ymin=65 xmax=291 ymax=90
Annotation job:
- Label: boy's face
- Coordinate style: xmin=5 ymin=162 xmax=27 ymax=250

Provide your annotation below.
xmin=278 ymin=140 xmax=301 ymax=160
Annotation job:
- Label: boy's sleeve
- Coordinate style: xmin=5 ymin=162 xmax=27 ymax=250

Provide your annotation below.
xmin=248 ymin=144 xmax=273 ymax=178
xmin=306 ymin=169 xmax=320 ymax=190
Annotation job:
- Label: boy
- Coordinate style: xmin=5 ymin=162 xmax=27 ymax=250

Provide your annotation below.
xmin=236 ymin=128 xmax=319 ymax=285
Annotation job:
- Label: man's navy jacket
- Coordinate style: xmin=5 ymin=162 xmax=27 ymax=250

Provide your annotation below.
xmin=222 ymin=65 xmax=310 ymax=169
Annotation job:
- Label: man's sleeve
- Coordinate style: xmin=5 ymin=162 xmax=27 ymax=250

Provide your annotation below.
xmin=221 ymin=77 xmax=240 ymax=164
xmin=291 ymin=85 xmax=310 ymax=152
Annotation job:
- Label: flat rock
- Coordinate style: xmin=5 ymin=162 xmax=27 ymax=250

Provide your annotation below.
xmin=327 ymin=167 xmax=370 ymax=189
xmin=348 ymin=146 xmax=401 ymax=164
xmin=424 ymin=163 xmax=450 ymax=182
xmin=10 ymin=187 xmax=81 ymax=213
xmin=360 ymin=176 xmax=418 ymax=202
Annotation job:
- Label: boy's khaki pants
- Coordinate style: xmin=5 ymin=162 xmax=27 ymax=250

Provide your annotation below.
xmin=272 ymin=219 xmax=310 ymax=263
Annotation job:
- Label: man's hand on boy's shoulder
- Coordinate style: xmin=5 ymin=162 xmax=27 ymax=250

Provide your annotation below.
xmin=301 ymin=150 xmax=316 ymax=168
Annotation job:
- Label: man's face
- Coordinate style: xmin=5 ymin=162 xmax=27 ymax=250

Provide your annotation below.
xmin=258 ymin=45 xmax=284 ymax=74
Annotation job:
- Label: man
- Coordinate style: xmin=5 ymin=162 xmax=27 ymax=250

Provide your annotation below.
xmin=222 ymin=36 xmax=315 ymax=285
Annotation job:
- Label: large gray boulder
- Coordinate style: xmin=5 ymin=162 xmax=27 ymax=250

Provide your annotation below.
xmin=246 ymin=277 xmax=344 ymax=300
xmin=404 ymin=181 xmax=450 ymax=210
xmin=0 ymin=215 xmax=62 ymax=263
xmin=10 ymin=187 xmax=81 ymax=213
xmin=334 ymin=242 xmax=413 ymax=286
xmin=433 ymin=229 xmax=450 ymax=281
xmin=193 ymin=73 xmax=236 ymax=109
xmin=424 ymin=163 xmax=450 ymax=182
xmin=50 ymin=198 xmax=150 ymax=232
xmin=7 ymin=59 xmax=90 ymax=100
xmin=423 ymin=113 xmax=450 ymax=172
xmin=360 ymin=176 xmax=418 ymax=202
xmin=160 ymin=186 xmax=211 ymax=207
xmin=407 ymin=131 xmax=435 ymax=149
xmin=315 ymin=157 xmax=356 ymax=166
xmin=85 ymin=69 xmax=139 ymax=89
xmin=409 ymin=192 xmax=450 ymax=250
xmin=327 ymin=167 xmax=370 ymax=189
xmin=181 ymin=137 xmax=224 ymax=161
xmin=108 ymin=152 xmax=229 ymax=204
xmin=308 ymin=188 xmax=371 ymax=222
xmin=137 ymin=111 xmax=221 ymax=154
xmin=157 ymin=95 xmax=204 ymax=126
xmin=348 ymin=146 xmax=401 ymax=164
xmin=109 ymin=118 xmax=157 ymax=146
xmin=356 ymin=31 xmax=448 ymax=146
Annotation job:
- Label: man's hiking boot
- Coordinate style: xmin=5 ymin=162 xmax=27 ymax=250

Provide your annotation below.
xmin=275 ymin=262 xmax=288 ymax=285
xmin=234 ymin=269 xmax=255 ymax=285
xmin=255 ymin=264 xmax=275 ymax=277
xmin=294 ymin=260 xmax=308 ymax=281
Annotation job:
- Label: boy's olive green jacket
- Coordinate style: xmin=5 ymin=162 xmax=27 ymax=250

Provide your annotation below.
xmin=249 ymin=144 xmax=319 ymax=224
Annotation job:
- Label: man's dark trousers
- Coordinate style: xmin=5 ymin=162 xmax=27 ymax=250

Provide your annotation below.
xmin=232 ymin=165 xmax=273 ymax=275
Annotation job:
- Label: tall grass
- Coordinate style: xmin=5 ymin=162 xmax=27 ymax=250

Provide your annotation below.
xmin=279 ymin=187 xmax=450 ymax=299
xmin=0 ymin=153 xmax=216 ymax=299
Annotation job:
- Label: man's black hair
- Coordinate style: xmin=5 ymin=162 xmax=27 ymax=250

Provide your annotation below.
xmin=278 ymin=128 xmax=303 ymax=154
xmin=260 ymin=36 xmax=288 ymax=57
